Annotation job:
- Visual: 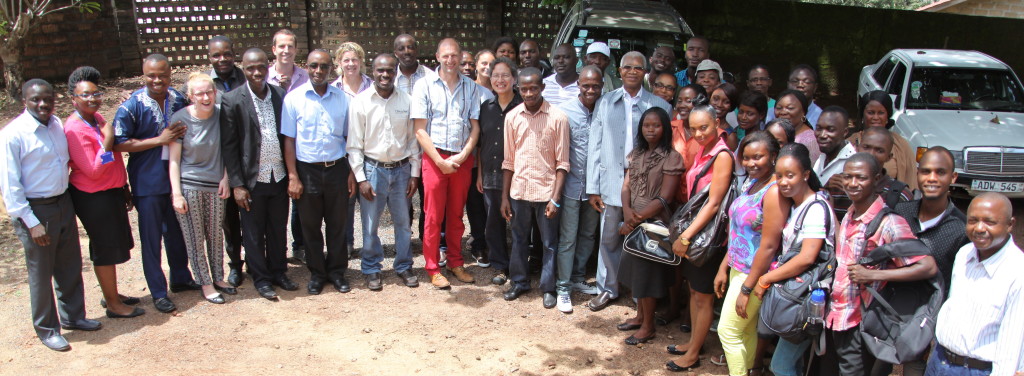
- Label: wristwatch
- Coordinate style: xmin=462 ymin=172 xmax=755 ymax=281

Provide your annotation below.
xmin=678 ymin=237 xmax=691 ymax=246
xmin=740 ymin=285 xmax=753 ymax=296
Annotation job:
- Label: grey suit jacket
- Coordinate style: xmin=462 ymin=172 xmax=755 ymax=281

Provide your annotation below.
xmin=585 ymin=87 xmax=671 ymax=207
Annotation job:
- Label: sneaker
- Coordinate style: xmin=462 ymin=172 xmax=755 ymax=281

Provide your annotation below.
xmin=491 ymin=272 xmax=508 ymax=285
xmin=473 ymin=249 xmax=490 ymax=268
xmin=447 ymin=266 xmax=475 ymax=284
xmin=439 ymin=246 xmax=448 ymax=267
xmin=557 ymin=293 xmax=573 ymax=313
xmin=430 ymin=274 xmax=451 ymax=289
xmin=710 ymin=318 xmax=720 ymax=333
xmin=572 ymin=281 xmax=600 ymax=295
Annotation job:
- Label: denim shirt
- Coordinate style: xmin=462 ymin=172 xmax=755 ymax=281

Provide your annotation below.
xmin=557 ymin=97 xmax=597 ymax=201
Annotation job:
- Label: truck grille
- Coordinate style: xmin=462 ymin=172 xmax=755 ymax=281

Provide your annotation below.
xmin=964 ymin=148 xmax=1024 ymax=175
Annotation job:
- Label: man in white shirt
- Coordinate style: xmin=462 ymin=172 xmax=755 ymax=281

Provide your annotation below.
xmin=541 ymin=44 xmax=580 ymax=107
xmin=928 ymin=193 xmax=1024 ymax=376
xmin=347 ymin=53 xmax=422 ymax=291
xmin=813 ymin=106 xmax=857 ymax=219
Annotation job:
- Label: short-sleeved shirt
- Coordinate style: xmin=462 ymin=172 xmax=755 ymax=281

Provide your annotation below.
xmin=670 ymin=119 xmax=699 ymax=201
xmin=674 ymin=69 xmax=693 ymax=88
xmin=64 ymin=112 xmax=127 ymax=193
xmin=827 ymin=196 xmax=924 ymax=331
xmin=170 ymin=107 xmax=223 ymax=192
xmin=541 ymin=74 xmax=580 ymax=107
xmin=683 ymin=137 xmax=730 ymax=200
xmin=113 ymin=88 xmax=189 ymax=196
xmin=626 ymin=147 xmax=684 ymax=222
xmin=410 ymin=73 xmax=484 ymax=153
xmin=780 ymin=192 xmax=836 ymax=259
xmin=557 ymin=97 xmax=598 ymax=201
xmin=478 ymin=93 xmax=523 ymax=191
xmin=502 ymin=101 xmax=571 ymax=202
xmin=268 ymin=64 xmax=309 ymax=93
xmin=396 ymin=64 xmax=433 ymax=95
xmin=727 ymin=180 xmax=777 ymax=274
xmin=280 ymin=82 xmax=349 ymax=163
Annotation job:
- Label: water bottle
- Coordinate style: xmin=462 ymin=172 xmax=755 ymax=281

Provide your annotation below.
xmin=808 ymin=289 xmax=826 ymax=325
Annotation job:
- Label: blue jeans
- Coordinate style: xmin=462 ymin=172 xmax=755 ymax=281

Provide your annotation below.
xmin=358 ymin=162 xmax=413 ymax=274
xmin=555 ymin=197 xmax=599 ymax=294
xmin=925 ymin=345 xmax=992 ymax=376
xmin=509 ymin=199 xmax=559 ymax=292
xmin=770 ymin=338 xmax=811 ymax=376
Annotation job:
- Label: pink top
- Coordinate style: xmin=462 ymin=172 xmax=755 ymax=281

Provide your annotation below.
xmin=64 ymin=113 xmax=128 ymax=193
xmin=683 ymin=137 xmax=731 ymax=200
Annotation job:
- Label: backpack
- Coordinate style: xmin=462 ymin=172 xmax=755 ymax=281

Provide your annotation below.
xmin=880 ymin=179 xmax=909 ymax=209
xmin=856 ymin=207 xmax=943 ymax=364
xmin=757 ymin=199 xmax=837 ymax=343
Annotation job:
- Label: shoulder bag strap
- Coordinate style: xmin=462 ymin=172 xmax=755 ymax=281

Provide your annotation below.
xmin=689 ymin=149 xmax=731 ymax=198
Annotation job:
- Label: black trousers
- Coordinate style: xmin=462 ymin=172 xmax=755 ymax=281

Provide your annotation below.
xmin=224 ymin=194 xmax=244 ymax=270
xmin=296 ymin=159 xmax=350 ymax=282
xmin=465 ymin=168 xmax=487 ymax=252
xmin=239 ymin=179 xmax=289 ymax=288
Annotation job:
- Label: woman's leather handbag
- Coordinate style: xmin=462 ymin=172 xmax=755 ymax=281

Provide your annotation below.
xmin=669 ymin=150 xmax=736 ymax=267
xmin=622 ymin=220 xmax=681 ymax=265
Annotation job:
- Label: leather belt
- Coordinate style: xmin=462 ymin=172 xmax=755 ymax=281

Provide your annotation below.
xmin=942 ymin=347 xmax=992 ymax=370
xmin=435 ymin=148 xmax=457 ymax=157
xmin=365 ymin=157 xmax=409 ymax=169
xmin=27 ymin=192 xmax=65 ymax=205
xmin=306 ymin=158 xmax=342 ymax=168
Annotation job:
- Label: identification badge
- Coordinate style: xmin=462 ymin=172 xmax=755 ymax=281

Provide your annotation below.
xmin=99 ymin=151 xmax=115 ymax=165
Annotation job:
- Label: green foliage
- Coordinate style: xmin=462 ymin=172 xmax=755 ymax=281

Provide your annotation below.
xmin=78 ymin=1 xmax=101 ymax=13
xmin=540 ymin=0 xmax=570 ymax=6
xmin=793 ymin=0 xmax=934 ymax=10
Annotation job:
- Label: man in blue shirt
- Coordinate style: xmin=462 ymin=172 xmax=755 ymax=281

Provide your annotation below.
xmin=113 ymin=54 xmax=195 ymax=314
xmin=674 ymin=36 xmax=710 ymax=88
xmin=281 ymin=49 xmax=356 ymax=295
xmin=1 ymin=79 xmax=103 ymax=351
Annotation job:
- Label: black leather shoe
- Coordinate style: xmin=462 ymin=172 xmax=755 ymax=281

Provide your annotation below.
xmin=227 ymin=268 xmax=244 ymax=287
xmin=396 ymin=270 xmax=419 ymax=287
xmin=106 ymin=307 xmax=146 ymax=319
xmin=492 ymin=272 xmax=508 ymax=285
xmin=666 ymin=360 xmax=701 ymax=372
xmin=624 ymin=333 xmax=655 ymax=345
xmin=41 ymin=335 xmax=70 ymax=352
xmin=307 ymin=280 xmax=323 ymax=295
xmin=288 ymin=247 xmax=306 ymax=265
xmin=587 ymin=291 xmax=615 ymax=312
xmin=169 ymin=281 xmax=201 ymax=293
xmin=100 ymin=294 xmax=141 ymax=308
xmin=214 ymin=284 xmax=238 ymax=295
xmin=61 ymin=318 xmax=103 ymax=331
xmin=204 ymin=293 xmax=225 ymax=304
xmin=257 ymin=285 xmax=279 ymax=300
xmin=365 ymin=273 xmax=382 ymax=291
xmin=503 ymin=285 xmax=530 ymax=301
xmin=542 ymin=292 xmax=557 ymax=309
xmin=272 ymin=275 xmax=299 ymax=291
xmin=617 ymin=322 xmax=642 ymax=331
xmin=154 ymin=297 xmax=177 ymax=313
xmin=332 ymin=278 xmax=351 ymax=293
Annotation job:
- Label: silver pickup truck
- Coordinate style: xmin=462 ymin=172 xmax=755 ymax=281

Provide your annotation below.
xmin=858 ymin=49 xmax=1024 ymax=198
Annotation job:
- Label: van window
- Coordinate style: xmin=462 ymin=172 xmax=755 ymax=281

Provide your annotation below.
xmin=872 ymin=56 xmax=897 ymax=87
xmin=887 ymin=62 xmax=908 ymax=108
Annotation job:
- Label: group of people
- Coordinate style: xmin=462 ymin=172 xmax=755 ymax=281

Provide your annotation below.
xmin=1 ymin=28 xmax=1021 ymax=376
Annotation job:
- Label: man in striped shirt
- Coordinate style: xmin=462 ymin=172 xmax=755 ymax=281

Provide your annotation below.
xmin=928 ymin=193 xmax=1023 ymax=376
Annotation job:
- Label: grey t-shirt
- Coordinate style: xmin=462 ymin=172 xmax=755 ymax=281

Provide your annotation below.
xmin=170 ymin=106 xmax=223 ymax=192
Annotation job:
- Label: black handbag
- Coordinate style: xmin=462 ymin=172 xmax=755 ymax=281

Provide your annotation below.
xmin=669 ymin=150 xmax=736 ymax=267
xmin=622 ymin=220 xmax=681 ymax=266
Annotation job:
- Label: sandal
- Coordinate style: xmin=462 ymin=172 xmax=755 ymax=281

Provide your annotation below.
xmin=709 ymin=354 xmax=727 ymax=366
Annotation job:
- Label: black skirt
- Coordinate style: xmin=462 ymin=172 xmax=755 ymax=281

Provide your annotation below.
xmin=69 ymin=185 xmax=133 ymax=266
xmin=618 ymin=251 xmax=673 ymax=299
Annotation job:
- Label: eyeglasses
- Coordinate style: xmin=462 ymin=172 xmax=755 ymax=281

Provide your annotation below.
xmin=491 ymin=73 xmax=513 ymax=80
xmin=191 ymin=89 xmax=216 ymax=97
xmin=653 ymin=83 xmax=676 ymax=90
xmin=621 ymin=65 xmax=646 ymax=72
xmin=72 ymin=92 xmax=104 ymax=99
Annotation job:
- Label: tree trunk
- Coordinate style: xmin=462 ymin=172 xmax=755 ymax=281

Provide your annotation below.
xmin=1 ymin=52 xmax=24 ymax=99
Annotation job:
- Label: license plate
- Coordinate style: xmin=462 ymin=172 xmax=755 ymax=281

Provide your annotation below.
xmin=971 ymin=179 xmax=1024 ymax=193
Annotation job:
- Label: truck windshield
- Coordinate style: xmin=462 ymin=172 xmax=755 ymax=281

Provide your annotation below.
xmin=904 ymin=68 xmax=1024 ymax=112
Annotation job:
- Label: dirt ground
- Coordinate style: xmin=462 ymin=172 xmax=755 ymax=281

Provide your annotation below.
xmin=0 ymin=70 xmax=732 ymax=375
xmin=1 ymin=69 xmax=1022 ymax=376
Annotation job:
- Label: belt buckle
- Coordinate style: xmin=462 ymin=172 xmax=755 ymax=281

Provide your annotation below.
xmin=324 ymin=160 xmax=336 ymax=168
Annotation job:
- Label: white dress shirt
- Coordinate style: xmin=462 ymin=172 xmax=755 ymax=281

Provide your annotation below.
xmin=935 ymin=238 xmax=1024 ymax=375
xmin=0 ymin=111 xmax=71 ymax=228
xmin=813 ymin=141 xmax=858 ymax=183
xmin=347 ymin=87 xmax=421 ymax=182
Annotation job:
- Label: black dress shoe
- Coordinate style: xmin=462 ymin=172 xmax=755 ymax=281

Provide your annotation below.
xmin=41 ymin=335 xmax=70 ymax=352
xmin=503 ymin=285 xmax=530 ymax=301
xmin=154 ymin=297 xmax=177 ymax=313
xmin=666 ymin=360 xmax=701 ymax=372
xmin=542 ymin=292 xmax=557 ymax=309
xmin=396 ymin=270 xmax=419 ymax=288
xmin=214 ymin=284 xmax=238 ymax=295
xmin=617 ymin=322 xmax=642 ymax=331
xmin=169 ymin=281 xmax=201 ymax=293
xmin=100 ymin=294 xmax=141 ymax=308
xmin=61 ymin=318 xmax=103 ymax=331
xmin=227 ymin=268 xmax=244 ymax=287
xmin=665 ymin=345 xmax=706 ymax=356
xmin=106 ymin=307 xmax=146 ymax=319
xmin=307 ymin=280 xmax=323 ymax=295
xmin=332 ymin=278 xmax=351 ymax=293
xmin=587 ymin=291 xmax=615 ymax=312
xmin=272 ymin=275 xmax=299 ymax=291
xmin=365 ymin=273 xmax=382 ymax=291
xmin=624 ymin=333 xmax=655 ymax=345
xmin=257 ymin=285 xmax=279 ymax=300
xmin=492 ymin=272 xmax=508 ymax=285
xmin=204 ymin=293 xmax=225 ymax=304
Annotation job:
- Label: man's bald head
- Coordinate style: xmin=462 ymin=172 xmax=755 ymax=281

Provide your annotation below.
xmin=580 ymin=65 xmax=603 ymax=80
xmin=970 ymin=192 xmax=1013 ymax=221
xmin=437 ymin=38 xmax=461 ymax=55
